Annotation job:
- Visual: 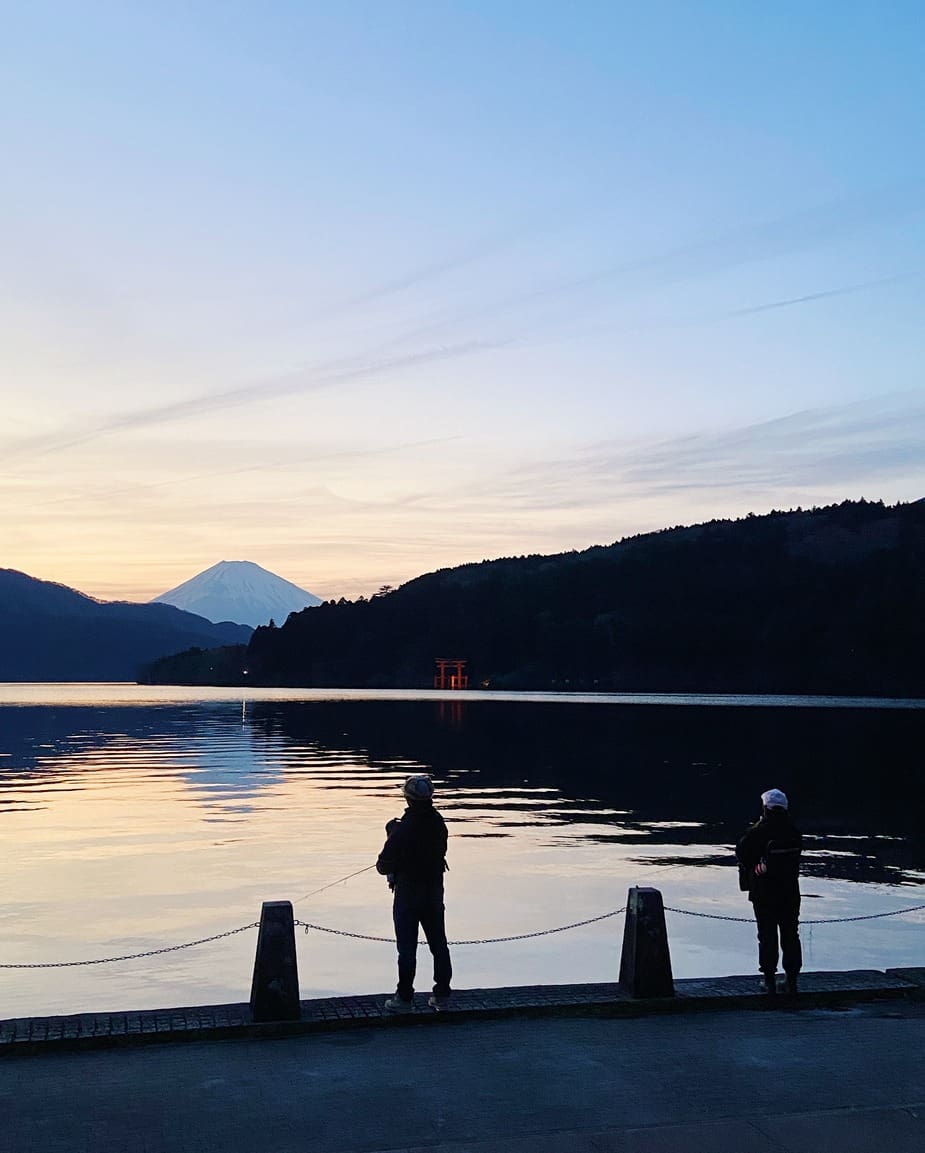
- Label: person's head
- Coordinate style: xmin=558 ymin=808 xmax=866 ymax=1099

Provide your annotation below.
xmin=402 ymin=774 xmax=435 ymax=806
xmin=761 ymin=787 xmax=789 ymax=815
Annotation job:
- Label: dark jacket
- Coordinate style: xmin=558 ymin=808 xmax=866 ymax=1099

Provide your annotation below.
xmin=736 ymin=808 xmax=802 ymax=903
xmin=376 ymin=801 xmax=448 ymax=883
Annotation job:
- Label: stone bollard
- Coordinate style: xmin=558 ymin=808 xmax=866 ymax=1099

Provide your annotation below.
xmin=619 ymin=886 xmax=674 ymax=998
xmin=250 ymin=900 xmax=301 ymax=1022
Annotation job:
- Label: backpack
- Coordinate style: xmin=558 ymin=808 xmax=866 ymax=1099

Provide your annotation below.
xmin=764 ymin=836 xmax=801 ymax=880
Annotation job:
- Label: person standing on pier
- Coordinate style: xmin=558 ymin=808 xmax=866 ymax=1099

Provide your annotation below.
xmin=736 ymin=788 xmax=803 ymax=996
xmin=376 ymin=774 xmax=453 ymax=1012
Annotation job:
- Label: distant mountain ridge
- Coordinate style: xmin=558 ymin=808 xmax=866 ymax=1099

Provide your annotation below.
xmin=153 ymin=560 xmax=321 ymax=629
xmin=145 ymin=498 xmax=925 ymax=696
xmin=0 ymin=568 xmax=252 ymax=681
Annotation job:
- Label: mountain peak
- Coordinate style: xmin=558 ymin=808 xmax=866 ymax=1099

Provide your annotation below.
xmin=153 ymin=561 xmax=322 ymax=628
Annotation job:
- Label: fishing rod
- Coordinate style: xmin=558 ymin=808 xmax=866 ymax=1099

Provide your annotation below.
xmin=294 ymin=863 xmax=377 ymax=905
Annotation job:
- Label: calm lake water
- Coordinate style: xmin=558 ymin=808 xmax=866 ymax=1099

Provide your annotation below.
xmin=0 ymin=684 xmax=923 ymax=1018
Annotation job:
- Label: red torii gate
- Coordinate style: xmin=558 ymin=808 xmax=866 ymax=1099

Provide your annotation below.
xmin=434 ymin=658 xmax=468 ymax=690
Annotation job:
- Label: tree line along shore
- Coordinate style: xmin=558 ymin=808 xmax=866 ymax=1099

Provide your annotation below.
xmin=142 ymin=498 xmax=925 ymax=697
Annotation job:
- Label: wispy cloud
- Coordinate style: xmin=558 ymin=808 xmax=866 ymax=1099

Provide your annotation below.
xmin=374 ymin=186 xmax=925 ymax=348
xmin=614 ymin=396 xmax=925 ymax=496
xmin=7 ymin=189 xmax=919 ymax=473
xmin=13 ymin=434 xmax=463 ymax=514
xmin=327 ymin=227 xmax=528 ymax=312
xmin=395 ymin=393 xmax=925 ymax=520
xmin=3 ymin=339 xmax=503 ymax=466
xmin=723 ymin=269 xmax=922 ymax=320
xmin=562 ymin=185 xmax=924 ymax=301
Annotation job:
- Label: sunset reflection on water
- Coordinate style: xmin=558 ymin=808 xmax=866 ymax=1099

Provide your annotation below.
xmin=0 ymin=686 xmax=922 ymax=1017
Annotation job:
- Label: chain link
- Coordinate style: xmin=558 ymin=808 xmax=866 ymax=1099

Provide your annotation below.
xmin=664 ymin=903 xmax=925 ymax=925
xmin=294 ymin=920 xmax=392 ymax=943
xmin=663 ymin=906 xmax=755 ymax=923
xmin=295 ymin=907 xmax=627 ymax=945
xmin=3 ymin=899 xmax=923 ymax=969
xmin=448 ymin=907 xmax=626 ymax=944
xmin=0 ymin=923 xmax=259 ymax=969
xmin=803 ymin=903 xmax=925 ymax=925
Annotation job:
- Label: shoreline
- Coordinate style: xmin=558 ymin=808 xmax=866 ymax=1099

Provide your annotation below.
xmin=3 ymin=683 xmax=925 ymax=708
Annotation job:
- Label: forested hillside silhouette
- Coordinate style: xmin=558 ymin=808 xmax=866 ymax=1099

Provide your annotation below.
xmin=0 ymin=569 xmax=252 ymax=681
xmin=144 ymin=499 xmax=925 ymax=695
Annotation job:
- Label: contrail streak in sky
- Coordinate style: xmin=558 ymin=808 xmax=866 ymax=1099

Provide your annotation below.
xmin=724 ymin=270 xmax=922 ymax=318
xmin=3 ymin=340 xmax=505 ymax=466
xmin=372 ymin=186 xmax=925 ymax=349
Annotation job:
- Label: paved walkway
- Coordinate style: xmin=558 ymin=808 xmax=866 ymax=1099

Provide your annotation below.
xmin=0 ymin=996 xmax=918 ymax=1148
xmin=1 ymin=1000 xmax=924 ymax=1152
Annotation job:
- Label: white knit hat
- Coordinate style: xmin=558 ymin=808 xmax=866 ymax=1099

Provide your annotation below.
xmin=761 ymin=788 xmax=789 ymax=810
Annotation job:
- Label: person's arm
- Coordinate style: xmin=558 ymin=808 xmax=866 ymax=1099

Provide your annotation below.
xmin=735 ymin=823 xmax=761 ymax=867
xmin=376 ymin=820 xmax=404 ymax=875
xmin=433 ymin=811 xmax=449 ymax=871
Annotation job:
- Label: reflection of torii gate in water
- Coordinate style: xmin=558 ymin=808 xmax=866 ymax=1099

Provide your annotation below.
xmin=434 ymin=658 xmax=468 ymax=690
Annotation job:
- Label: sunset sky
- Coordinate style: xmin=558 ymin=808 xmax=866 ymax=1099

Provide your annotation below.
xmin=3 ymin=1 xmax=924 ymax=603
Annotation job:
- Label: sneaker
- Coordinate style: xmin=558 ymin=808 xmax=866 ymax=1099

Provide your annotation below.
xmin=384 ymin=996 xmax=414 ymax=1014
xmin=428 ymin=995 xmax=450 ymax=1011
xmin=760 ymin=976 xmax=777 ymax=996
xmin=785 ymin=974 xmax=799 ymax=996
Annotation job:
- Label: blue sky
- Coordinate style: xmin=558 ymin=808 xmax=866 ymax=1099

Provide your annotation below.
xmin=2 ymin=1 xmax=923 ymax=600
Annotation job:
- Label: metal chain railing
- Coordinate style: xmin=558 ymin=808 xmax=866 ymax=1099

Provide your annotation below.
xmin=294 ymin=906 xmax=626 ymax=945
xmin=0 ymin=923 xmax=259 ymax=969
xmin=664 ymin=903 xmax=925 ymax=926
xmin=1 ymin=900 xmax=923 ymax=969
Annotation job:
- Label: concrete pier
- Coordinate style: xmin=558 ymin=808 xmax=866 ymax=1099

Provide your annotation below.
xmin=1 ymin=967 xmax=922 ymax=1055
xmin=0 ymin=973 xmax=923 ymax=1153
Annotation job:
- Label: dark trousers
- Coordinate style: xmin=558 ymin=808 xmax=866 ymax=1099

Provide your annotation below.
xmin=752 ymin=894 xmax=802 ymax=977
xmin=393 ymin=878 xmax=452 ymax=1000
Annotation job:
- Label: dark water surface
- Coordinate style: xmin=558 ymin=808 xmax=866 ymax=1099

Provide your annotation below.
xmin=0 ymin=686 xmax=922 ymax=1017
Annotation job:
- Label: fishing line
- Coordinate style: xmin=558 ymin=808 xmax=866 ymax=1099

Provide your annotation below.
xmin=293 ymin=863 xmax=377 ymax=905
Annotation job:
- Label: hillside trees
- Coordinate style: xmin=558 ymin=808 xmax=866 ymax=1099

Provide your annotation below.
xmin=145 ymin=499 xmax=925 ymax=695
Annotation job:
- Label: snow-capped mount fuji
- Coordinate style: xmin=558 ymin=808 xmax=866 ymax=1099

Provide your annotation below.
xmin=153 ymin=561 xmax=322 ymax=629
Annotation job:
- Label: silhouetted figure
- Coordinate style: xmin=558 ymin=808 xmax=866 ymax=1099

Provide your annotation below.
xmin=376 ymin=774 xmax=452 ymax=1012
xmin=736 ymin=788 xmax=803 ymax=996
